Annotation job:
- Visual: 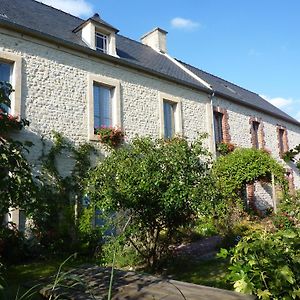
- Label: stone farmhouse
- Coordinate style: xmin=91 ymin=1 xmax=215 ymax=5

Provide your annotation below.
xmin=1 ymin=0 xmax=300 ymax=227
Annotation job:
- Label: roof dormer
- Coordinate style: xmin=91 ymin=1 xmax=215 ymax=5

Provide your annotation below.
xmin=73 ymin=13 xmax=119 ymax=57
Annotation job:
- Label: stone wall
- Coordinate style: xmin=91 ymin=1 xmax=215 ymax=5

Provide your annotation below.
xmin=213 ymin=96 xmax=300 ymax=189
xmin=0 ymin=31 xmax=210 ymax=178
xmin=1 ymin=28 xmax=300 ymax=218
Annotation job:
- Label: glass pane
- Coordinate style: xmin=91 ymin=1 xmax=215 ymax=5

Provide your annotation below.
xmin=96 ymin=36 xmax=104 ymax=51
xmin=96 ymin=33 xmax=107 ymax=53
xmin=0 ymin=63 xmax=11 ymax=82
xmin=279 ymin=129 xmax=284 ymax=153
xmin=252 ymin=122 xmax=259 ymax=149
xmin=94 ymin=85 xmax=112 ymax=130
xmin=164 ymin=101 xmax=175 ymax=139
xmin=214 ymin=112 xmax=223 ymax=143
xmin=0 ymin=62 xmax=12 ymax=112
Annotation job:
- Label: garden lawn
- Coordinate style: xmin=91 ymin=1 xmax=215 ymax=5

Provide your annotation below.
xmin=166 ymin=256 xmax=231 ymax=290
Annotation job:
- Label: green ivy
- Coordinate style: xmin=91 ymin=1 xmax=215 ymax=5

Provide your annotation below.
xmin=32 ymin=131 xmax=96 ymax=252
xmin=212 ymin=148 xmax=288 ymax=202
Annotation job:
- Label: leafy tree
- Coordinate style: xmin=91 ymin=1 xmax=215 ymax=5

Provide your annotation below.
xmin=86 ymin=136 xmax=215 ymax=269
xmin=0 ymin=82 xmax=36 ymax=220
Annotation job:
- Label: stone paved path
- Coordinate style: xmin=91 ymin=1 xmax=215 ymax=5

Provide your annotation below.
xmin=40 ymin=265 xmax=254 ymax=300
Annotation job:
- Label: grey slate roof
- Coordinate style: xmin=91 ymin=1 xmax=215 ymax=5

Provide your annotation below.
xmin=0 ymin=0 xmax=208 ymax=91
xmin=179 ymin=60 xmax=299 ymax=124
xmin=0 ymin=0 xmax=298 ymax=125
xmin=73 ymin=13 xmax=119 ymax=33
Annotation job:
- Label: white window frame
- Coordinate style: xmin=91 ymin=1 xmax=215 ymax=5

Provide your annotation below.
xmin=159 ymin=92 xmax=182 ymax=139
xmin=95 ymin=32 xmax=108 ymax=53
xmin=0 ymin=51 xmax=22 ymax=116
xmin=88 ymin=74 xmax=121 ymax=141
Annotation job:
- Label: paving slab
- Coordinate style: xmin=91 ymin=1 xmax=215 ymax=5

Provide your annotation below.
xmin=40 ymin=265 xmax=254 ymax=300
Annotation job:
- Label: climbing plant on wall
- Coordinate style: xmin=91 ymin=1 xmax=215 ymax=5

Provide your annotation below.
xmin=0 ymin=82 xmax=36 ymax=219
xmin=31 ymin=131 xmax=96 ymax=252
xmin=212 ymin=147 xmax=288 ymax=202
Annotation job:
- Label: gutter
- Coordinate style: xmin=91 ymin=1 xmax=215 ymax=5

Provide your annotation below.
xmin=0 ymin=19 xmax=211 ymax=95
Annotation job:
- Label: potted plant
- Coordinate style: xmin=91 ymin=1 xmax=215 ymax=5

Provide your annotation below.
xmin=95 ymin=126 xmax=125 ymax=148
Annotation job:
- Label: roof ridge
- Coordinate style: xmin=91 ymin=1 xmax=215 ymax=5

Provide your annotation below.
xmin=33 ymin=0 xmax=84 ymax=22
xmin=176 ymin=58 xmax=260 ymax=97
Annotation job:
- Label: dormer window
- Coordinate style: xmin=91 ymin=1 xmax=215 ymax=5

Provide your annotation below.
xmin=73 ymin=13 xmax=119 ymax=57
xmin=95 ymin=32 xmax=108 ymax=53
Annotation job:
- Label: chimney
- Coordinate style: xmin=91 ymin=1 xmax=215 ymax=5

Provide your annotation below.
xmin=141 ymin=27 xmax=167 ymax=53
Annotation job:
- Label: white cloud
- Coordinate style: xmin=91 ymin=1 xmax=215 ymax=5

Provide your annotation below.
xmin=40 ymin=0 xmax=93 ymax=17
xmin=170 ymin=17 xmax=200 ymax=30
xmin=260 ymin=94 xmax=293 ymax=108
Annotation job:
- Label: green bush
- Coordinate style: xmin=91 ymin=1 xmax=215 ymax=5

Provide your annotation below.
xmin=86 ymin=136 xmax=215 ymax=269
xmin=213 ymin=148 xmax=287 ymax=202
xmin=100 ymin=235 xmax=142 ymax=269
xmin=0 ymin=82 xmax=36 ymax=222
xmin=220 ymin=229 xmax=300 ymax=299
xmin=78 ymin=207 xmax=103 ymax=257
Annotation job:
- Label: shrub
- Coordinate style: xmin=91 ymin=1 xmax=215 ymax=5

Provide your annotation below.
xmin=216 ymin=141 xmax=235 ymax=155
xmin=86 ymin=136 xmax=215 ymax=269
xmin=219 ymin=229 xmax=300 ymax=299
xmin=212 ymin=148 xmax=287 ymax=205
xmin=0 ymin=82 xmax=35 ymax=223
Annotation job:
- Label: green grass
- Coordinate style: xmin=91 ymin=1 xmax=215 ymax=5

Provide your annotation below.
xmin=165 ymin=256 xmax=232 ymax=290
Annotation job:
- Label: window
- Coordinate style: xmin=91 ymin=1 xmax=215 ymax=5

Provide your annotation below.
xmin=163 ymin=100 xmax=176 ymax=139
xmin=278 ymin=128 xmax=285 ymax=154
xmin=0 ymin=61 xmax=11 ymax=82
xmin=251 ymin=121 xmax=260 ymax=149
xmin=88 ymin=74 xmax=121 ymax=140
xmin=0 ymin=52 xmax=21 ymax=116
xmin=213 ymin=111 xmax=223 ymax=144
xmin=95 ymin=32 xmax=108 ymax=53
xmin=93 ymin=84 xmax=112 ymax=129
xmin=0 ymin=61 xmax=12 ymax=112
xmin=277 ymin=126 xmax=288 ymax=156
xmin=159 ymin=92 xmax=182 ymax=139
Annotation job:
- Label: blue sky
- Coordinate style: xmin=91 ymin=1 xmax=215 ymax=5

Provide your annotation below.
xmin=40 ymin=0 xmax=300 ymax=121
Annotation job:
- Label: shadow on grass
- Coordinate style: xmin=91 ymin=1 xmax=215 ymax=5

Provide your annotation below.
xmin=3 ymin=255 xmax=97 ymax=299
xmin=165 ymin=256 xmax=232 ymax=290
